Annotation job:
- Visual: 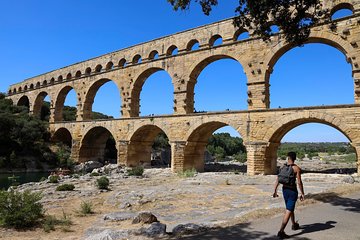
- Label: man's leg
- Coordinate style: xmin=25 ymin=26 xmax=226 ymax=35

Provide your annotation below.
xmin=280 ymin=210 xmax=293 ymax=232
xmin=290 ymin=211 xmax=295 ymax=225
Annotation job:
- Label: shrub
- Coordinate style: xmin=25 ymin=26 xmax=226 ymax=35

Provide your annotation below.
xmin=42 ymin=215 xmax=56 ymax=232
xmin=49 ymin=175 xmax=59 ymax=183
xmin=96 ymin=176 xmax=109 ymax=190
xmin=80 ymin=201 xmax=94 ymax=215
xmin=56 ymin=184 xmax=75 ymax=191
xmin=56 ymin=144 xmax=74 ymax=170
xmin=178 ymin=168 xmax=197 ymax=178
xmin=42 ymin=210 xmax=72 ymax=233
xmin=233 ymin=152 xmax=247 ymax=163
xmin=39 ymin=176 xmax=47 ymax=182
xmin=0 ymin=190 xmax=44 ymax=229
xmin=127 ymin=166 xmax=144 ymax=176
xmin=7 ymin=175 xmax=20 ymax=187
xmin=90 ymin=172 xmax=100 ymax=177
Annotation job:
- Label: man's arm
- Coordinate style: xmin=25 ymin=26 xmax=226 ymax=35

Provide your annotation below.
xmin=273 ymin=176 xmax=279 ymax=198
xmin=296 ymin=167 xmax=305 ymax=201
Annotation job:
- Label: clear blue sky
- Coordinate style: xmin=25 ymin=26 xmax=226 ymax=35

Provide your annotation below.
xmin=0 ymin=1 xmax=353 ymax=142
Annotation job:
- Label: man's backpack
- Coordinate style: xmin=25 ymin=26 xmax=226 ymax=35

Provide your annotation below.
xmin=278 ymin=164 xmax=296 ymax=186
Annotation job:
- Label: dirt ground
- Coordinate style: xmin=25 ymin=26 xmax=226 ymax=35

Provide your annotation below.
xmin=0 ymin=159 xmax=359 ymax=240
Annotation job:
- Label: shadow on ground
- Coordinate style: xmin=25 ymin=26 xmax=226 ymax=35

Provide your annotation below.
xmin=168 ymin=221 xmax=338 ymax=240
xmin=167 ymin=222 xmax=321 ymax=240
xmin=307 ymin=192 xmax=360 ymax=213
xmin=290 ymin=221 xmax=337 ymax=238
xmin=302 ymin=168 xmax=356 ymax=174
xmin=204 ymin=163 xmax=247 ymax=173
xmin=168 ymin=223 xmax=273 ymax=240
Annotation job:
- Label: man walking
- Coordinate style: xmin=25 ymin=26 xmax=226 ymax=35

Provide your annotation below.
xmin=273 ymin=151 xmax=305 ymax=239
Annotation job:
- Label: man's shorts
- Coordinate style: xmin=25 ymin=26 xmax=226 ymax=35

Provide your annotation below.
xmin=282 ymin=187 xmax=298 ymax=212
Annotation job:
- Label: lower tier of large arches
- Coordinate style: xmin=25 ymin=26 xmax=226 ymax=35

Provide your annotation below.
xmin=50 ymin=104 xmax=360 ymax=175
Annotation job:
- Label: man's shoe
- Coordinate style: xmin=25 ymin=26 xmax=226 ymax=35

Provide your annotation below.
xmin=292 ymin=222 xmax=300 ymax=230
xmin=277 ymin=231 xmax=290 ymax=239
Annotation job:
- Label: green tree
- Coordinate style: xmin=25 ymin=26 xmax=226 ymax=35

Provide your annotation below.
xmin=0 ymin=94 xmax=120 ymax=170
xmin=207 ymin=133 xmax=246 ymax=160
xmin=167 ymin=0 xmax=329 ymax=45
xmin=277 ymin=142 xmax=355 ymax=159
xmin=0 ymin=95 xmax=50 ymax=167
xmin=0 ymin=190 xmax=44 ymax=229
xmin=152 ymin=132 xmax=170 ymax=150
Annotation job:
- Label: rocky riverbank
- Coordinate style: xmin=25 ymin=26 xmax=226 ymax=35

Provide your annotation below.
xmin=1 ymin=164 xmax=360 ymax=240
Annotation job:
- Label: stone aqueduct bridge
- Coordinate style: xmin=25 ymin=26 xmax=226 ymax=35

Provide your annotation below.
xmin=6 ymin=0 xmax=360 ymax=175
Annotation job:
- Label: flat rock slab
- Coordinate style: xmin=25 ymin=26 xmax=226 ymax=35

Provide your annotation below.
xmin=84 ymin=228 xmax=131 ymax=240
xmin=103 ymin=212 xmax=136 ymax=222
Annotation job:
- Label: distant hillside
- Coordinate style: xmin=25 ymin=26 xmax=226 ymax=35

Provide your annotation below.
xmin=42 ymin=102 xmax=113 ymax=121
xmin=278 ymin=142 xmax=355 ymax=159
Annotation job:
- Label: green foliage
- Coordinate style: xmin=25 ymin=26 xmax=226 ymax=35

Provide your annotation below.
xmin=62 ymin=106 xmax=77 ymax=121
xmin=8 ymin=175 xmax=20 ymax=187
xmin=167 ymin=0 xmax=217 ymax=15
xmin=277 ymin=142 xmax=355 ymax=160
xmin=127 ymin=166 xmax=144 ymax=176
xmin=62 ymin=105 xmax=113 ymax=121
xmin=307 ymin=152 xmax=319 ymax=158
xmin=0 ymin=95 xmax=50 ymax=168
xmin=207 ymin=133 xmax=246 ymax=161
xmin=0 ymin=96 xmax=113 ymax=170
xmin=233 ymin=152 xmax=247 ymax=163
xmin=90 ymin=172 xmax=100 ymax=177
xmin=55 ymin=144 xmax=74 ymax=169
xmin=39 ymin=177 xmax=47 ymax=182
xmin=152 ymin=132 xmax=170 ymax=150
xmin=0 ymin=190 xmax=44 ymax=229
xmin=178 ymin=168 xmax=197 ymax=178
xmin=214 ymin=146 xmax=226 ymax=160
xmin=49 ymin=175 xmax=59 ymax=183
xmin=42 ymin=215 xmax=56 ymax=232
xmin=96 ymin=176 xmax=110 ymax=190
xmin=56 ymin=184 xmax=75 ymax=191
xmin=42 ymin=211 xmax=72 ymax=233
xmin=167 ymin=0 xmax=329 ymax=46
xmin=93 ymin=111 xmax=114 ymax=120
xmin=335 ymin=153 xmax=357 ymax=163
xmin=80 ymin=201 xmax=94 ymax=215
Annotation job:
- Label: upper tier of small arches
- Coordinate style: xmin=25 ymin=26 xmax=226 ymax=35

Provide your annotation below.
xmin=7 ymin=1 xmax=357 ymax=96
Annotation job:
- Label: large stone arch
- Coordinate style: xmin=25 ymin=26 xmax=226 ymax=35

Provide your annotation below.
xmin=52 ymin=127 xmax=73 ymax=148
xmin=264 ymin=33 xmax=356 ymax=105
xmin=54 ymin=85 xmax=78 ymax=122
xmin=33 ymin=91 xmax=51 ymax=119
xmin=265 ymin=35 xmax=353 ymax=73
xmin=263 ymin=112 xmax=357 ymax=174
xmin=126 ymin=124 xmax=171 ymax=167
xmin=78 ymin=126 xmax=118 ymax=163
xmin=186 ymin=54 xmax=247 ymax=113
xmin=82 ymin=78 xmax=122 ymax=120
xmin=17 ymin=95 xmax=30 ymax=110
xmin=129 ymin=67 xmax=174 ymax=117
xmin=328 ymin=1 xmax=355 ymax=16
xmin=183 ymin=121 xmax=244 ymax=172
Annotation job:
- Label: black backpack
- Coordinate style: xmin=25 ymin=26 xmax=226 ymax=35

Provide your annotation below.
xmin=278 ymin=164 xmax=296 ymax=186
